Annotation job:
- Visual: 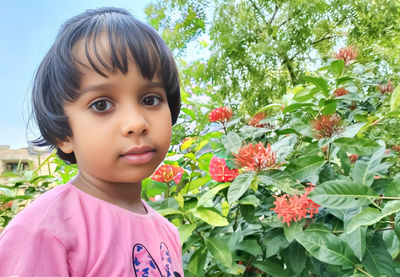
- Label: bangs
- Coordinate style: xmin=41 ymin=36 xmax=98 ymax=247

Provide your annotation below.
xmin=75 ymin=14 xmax=162 ymax=80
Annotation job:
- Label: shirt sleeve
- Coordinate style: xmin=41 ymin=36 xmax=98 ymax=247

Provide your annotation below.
xmin=0 ymin=224 xmax=70 ymax=277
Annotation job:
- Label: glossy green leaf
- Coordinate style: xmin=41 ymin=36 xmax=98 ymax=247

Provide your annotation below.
xmin=293 ymin=86 xmax=317 ymax=102
xmin=303 ymin=76 xmax=329 ymax=97
xmin=395 ymin=212 xmax=400 ymax=240
xmin=197 ymin=182 xmax=230 ymax=206
xmin=286 ymin=155 xmax=325 ymax=182
xmin=204 ymin=237 xmax=232 ymax=268
xmin=362 ymin=233 xmax=397 ymax=277
xmin=235 ymin=239 xmax=263 ymax=255
xmin=157 ymin=208 xmax=183 ymax=216
xmin=190 ymin=207 xmax=229 ymax=226
xmin=284 ymin=221 xmax=304 ymax=243
xmin=252 ymin=260 xmax=290 ymax=277
xmin=330 ymin=59 xmax=344 ymax=77
xmin=309 ymin=180 xmax=378 ymax=208
xmin=283 ymin=102 xmax=316 ymax=113
xmin=188 ymin=247 xmax=207 ymax=276
xmin=257 ymin=172 xmax=298 ymax=194
xmin=178 ymin=223 xmax=197 ymax=244
xmin=321 ymin=100 xmax=337 ymax=115
xmin=332 ymin=137 xmax=381 ymax=155
xmin=351 ymin=144 xmax=385 ymax=187
xmin=221 ymin=131 xmax=242 ymax=154
xmin=337 ymin=150 xmax=351 ymax=176
xmin=295 ymin=230 xmax=357 ymax=266
xmin=186 ymin=176 xmax=211 ymax=193
xmin=238 ymin=194 xmax=260 ymax=206
xmin=263 ymin=229 xmax=290 ymax=258
xmin=346 ymin=208 xmax=382 ymax=234
xmin=284 ymin=241 xmax=306 ymax=274
xmin=390 ymin=84 xmax=400 ymax=111
xmin=338 ymin=123 xmax=366 ymax=138
xmin=227 ymin=171 xmax=256 ymax=204
xmin=342 ymin=226 xmax=366 ymax=261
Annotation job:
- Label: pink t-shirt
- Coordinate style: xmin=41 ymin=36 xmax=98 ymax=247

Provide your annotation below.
xmin=0 ymin=183 xmax=183 ymax=277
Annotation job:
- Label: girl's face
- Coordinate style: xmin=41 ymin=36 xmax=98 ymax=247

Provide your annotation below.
xmin=58 ymin=43 xmax=172 ymax=185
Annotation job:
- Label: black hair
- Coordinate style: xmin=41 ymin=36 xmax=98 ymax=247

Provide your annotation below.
xmin=30 ymin=7 xmax=180 ymax=164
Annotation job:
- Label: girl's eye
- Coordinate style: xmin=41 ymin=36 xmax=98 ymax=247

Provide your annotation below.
xmin=142 ymin=95 xmax=162 ymax=106
xmin=89 ymin=99 xmax=113 ymax=112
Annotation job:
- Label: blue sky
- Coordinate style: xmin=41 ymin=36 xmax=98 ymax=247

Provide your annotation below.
xmin=0 ymin=0 xmax=150 ymax=149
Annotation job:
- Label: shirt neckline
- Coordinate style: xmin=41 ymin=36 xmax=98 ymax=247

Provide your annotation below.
xmin=67 ymin=183 xmax=153 ymax=219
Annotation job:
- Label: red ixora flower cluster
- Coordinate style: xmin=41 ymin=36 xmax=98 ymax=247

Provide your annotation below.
xmin=209 ymin=156 xmax=239 ymax=182
xmin=248 ymin=112 xmax=266 ymax=127
xmin=311 ymin=114 xmax=343 ymax=139
xmin=334 ymin=46 xmax=358 ymax=66
xmin=271 ymin=185 xmax=320 ymax=226
xmin=233 ymin=142 xmax=282 ymax=172
xmin=208 ymin=107 xmax=233 ymax=123
xmin=151 ymin=165 xmax=184 ymax=184
xmin=379 ymin=80 xmax=394 ymax=94
xmin=334 ymin=87 xmax=349 ymax=97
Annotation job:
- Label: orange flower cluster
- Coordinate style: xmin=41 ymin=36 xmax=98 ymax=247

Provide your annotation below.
xmin=208 ymin=107 xmax=233 ymax=123
xmin=379 ymin=80 xmax=394 ymax=94
xmin=248 ymin=112 xmax=266 ymax=127
xmin=349 ymin=154 xmax=358 ymax=164
xmin=334 ymin=46 xmax=358 ymax=66
xmin=311 ymin=114 xmax=343 ymax=139
xmin=151 ymin=164 xmax=184 ymax=184
xmin=209 ymin=156 xmax=239 ymax=182
xmin=334 ymin=87 xmax=349 ymax=97
xmin=271 ymin=186 xmax=320 ymax=226
xmin=233 ymin=142 xmax=281 ymax=172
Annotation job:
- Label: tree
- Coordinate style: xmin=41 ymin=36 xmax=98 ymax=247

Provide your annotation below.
xmin=145 ymin=0 xmax=400 ymax=114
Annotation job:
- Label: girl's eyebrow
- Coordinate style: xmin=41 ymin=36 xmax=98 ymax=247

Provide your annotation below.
xmin=80 ymin=81 xmax=164 ymax=94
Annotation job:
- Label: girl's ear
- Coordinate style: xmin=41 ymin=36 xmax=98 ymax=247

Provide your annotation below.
xmin=57 ymin=138 xmax=74 ymax=154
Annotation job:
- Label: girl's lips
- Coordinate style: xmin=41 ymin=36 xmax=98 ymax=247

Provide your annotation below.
xmin=120 ymin=150 xmax=156 ymax=164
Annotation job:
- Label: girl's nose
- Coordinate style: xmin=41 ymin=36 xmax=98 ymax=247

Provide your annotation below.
xmin=120 ymin=107 xmax=149 ymax=136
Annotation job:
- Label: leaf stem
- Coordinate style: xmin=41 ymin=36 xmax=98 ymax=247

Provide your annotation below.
xmin=355 ymin=266 xmax=374 ymax=277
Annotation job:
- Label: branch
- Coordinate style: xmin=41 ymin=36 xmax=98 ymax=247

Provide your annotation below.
xmin=268 ymin=3 xmax=279 ymax=26
xmin=249 ymin=0 xmax=268 ymax=26
xmin=311 ymin=35 xmax=336 ymax=45
xmin=311 ymin=14 xmax=348 ymax=45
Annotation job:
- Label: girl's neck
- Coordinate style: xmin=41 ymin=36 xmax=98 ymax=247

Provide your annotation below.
xmin=70 ymin=173 xmax=146 ymax=215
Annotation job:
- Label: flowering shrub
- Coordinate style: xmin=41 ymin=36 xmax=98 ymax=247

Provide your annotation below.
xmin=2 ymin=46 xmax=400 ymax=276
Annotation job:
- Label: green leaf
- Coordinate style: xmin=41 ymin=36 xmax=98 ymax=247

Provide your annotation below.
xmin=390 ymin=84 xmax=400 ymax=111
xmin=333 ymin=137 xmax=381 ymax=155
xmin=330 ymin=59 xmax=345 ymax=77
xmin=257 ymin=172 xmax=298 ymax=194
xmin=395 ymin=212 xmax=400 ymax=240
xmin=342 ymin=226 xmax=367 ymax=261
xmin=346 ymin=208 xmax=382 ymax=234
xmin=337 ymin=150 xmax=351 ymax=176
xmin=186 ymin=176 xmax=211 ymax=193
xmin=157 ymin=208 xmax=183 ymax=216
xmin=238 ymin=194 xmax=260 ymax=206
xmin=362 ymin=233 xmax=397 ymax=277
xmin=197 ymin=182 xmax=230 ymax=206
xmin=286 ymin=155 xmax=325 ymax=182
xmin=235 ymin=239 xmax=263 ymax=255
xmin=188 ymin=247 xmax=207 ymax=276
xmin=295 ymin=230 xmax=357 ymax=266
xmin=321 ymin=100 xmax=337 ymax=115
xmin=284 ymin=221 xmax=304 ymax=243
xmin=221 ymin=131 xmax=242 ymax=154
xmin=252 ymin=260 xmax=290 ymax=277
xmin=284 ymin=242 xmax=306 ymax=274
xmin=263 ymin=229 xmax=290 ymax=258
xmin=309 ymin=180 xmax=378 ymax=208
xmin=304 ymin=76 xmax=329 ymax=97
xmin=351 ymin=144 xmax=385 ymax=187
xmin=178 ymin=223 xmax=197 ymax=244
xmin=293 ymin=86 xmax=317 ymax=102
xmin=227 ymin=171 xmax=256 ymax=204
xmin=291 ymin=117 xmax=314 ymax=138
xmin=190 ymin=207 xmax=229 ymax=226
xmin=283 ymin=103 xmax=316 ymax=113
xmin=255 ymin=103 xmax=283 ymax=114
xmin=338 ymin=123 xmax=366 ymax=138
xmin=204 ymin=237 xmax=232 ymax=268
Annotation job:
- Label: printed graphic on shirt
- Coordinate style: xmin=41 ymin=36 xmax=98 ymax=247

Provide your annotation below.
xmin=132 ymin=242 xmax=181 ymax=277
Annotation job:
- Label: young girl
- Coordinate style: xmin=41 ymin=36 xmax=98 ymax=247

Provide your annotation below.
xmin=0 ymin=7 xmax=183 ymax=276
